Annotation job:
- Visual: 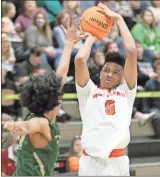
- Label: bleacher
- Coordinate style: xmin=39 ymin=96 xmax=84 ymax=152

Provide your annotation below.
xmin=55 ymin=100 xmax=160 ymax=175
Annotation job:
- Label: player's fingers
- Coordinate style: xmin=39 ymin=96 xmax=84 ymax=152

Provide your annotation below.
xmin=98 ymin=2 xmax=108 ymax=9
xmin=60 ymin=25 xmax=67 ymax=34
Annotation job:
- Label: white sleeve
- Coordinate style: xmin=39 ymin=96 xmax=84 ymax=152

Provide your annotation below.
xmin=76 ymin=79 xmax=97 ymax=106
xmin=123 ymin=79 xmax=137 ymax=118
xmin=123 ymin=78 xmax=137 ymax=99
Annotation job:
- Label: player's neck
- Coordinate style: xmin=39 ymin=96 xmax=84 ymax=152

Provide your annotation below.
xmin=44 ymin=112 xmax=56 ymax=123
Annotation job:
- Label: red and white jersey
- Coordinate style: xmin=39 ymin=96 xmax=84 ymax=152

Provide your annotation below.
xmin=76 ymin=79 xmax=137 ymax=159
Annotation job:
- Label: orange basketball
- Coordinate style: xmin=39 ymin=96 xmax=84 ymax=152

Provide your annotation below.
xmin=80 ymin=6 xmax=113 ymax=39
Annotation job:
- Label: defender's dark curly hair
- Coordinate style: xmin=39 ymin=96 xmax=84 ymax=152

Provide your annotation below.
xmin=20 ymin=71 xmax=62 ymax=116
xmin=105 ymin=51 xmax=125 ymax=68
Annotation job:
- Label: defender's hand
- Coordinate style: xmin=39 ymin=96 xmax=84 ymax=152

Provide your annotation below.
xmin=2 ymin=121 xmax=28 ymax=135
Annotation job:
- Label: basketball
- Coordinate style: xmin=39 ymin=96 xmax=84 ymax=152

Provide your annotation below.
xmin=80 ymin=6 xmax=113 ymax=39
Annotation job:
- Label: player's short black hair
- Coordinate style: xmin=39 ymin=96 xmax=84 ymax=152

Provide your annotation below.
xmin=104 ymin=51 xmax=125 ymax=68
xmin=20 ymin=71 xmax=62 ymax=116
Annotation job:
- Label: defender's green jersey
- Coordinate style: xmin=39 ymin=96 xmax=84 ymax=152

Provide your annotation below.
xmin=14 ymin=113 xmax=60 ymax=176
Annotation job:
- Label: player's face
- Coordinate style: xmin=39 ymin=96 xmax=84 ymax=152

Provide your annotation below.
xmin=100 ymin=62 xmax=123 ymax=89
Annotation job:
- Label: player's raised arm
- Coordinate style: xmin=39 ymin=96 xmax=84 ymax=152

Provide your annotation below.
xmin=98 ymin=2 xmax=137 ymax=89
xmin=3 ymin=118 xmax=52 ymax=141
xmin=74 ymin=35 xmax=97 ymax=87
xmin=56 ymin=17 xmax=81 ymax=86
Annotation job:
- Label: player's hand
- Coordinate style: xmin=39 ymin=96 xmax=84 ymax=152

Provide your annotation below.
xmin=78 ymin=25 xmax=98 ymax=43
xmin=2 ymin=121 xmax=28 ymax=135
xmin=97 ymin=2 xmax=121 ymax=22
xmin=61 ymin=15 xmax=84 ymax=43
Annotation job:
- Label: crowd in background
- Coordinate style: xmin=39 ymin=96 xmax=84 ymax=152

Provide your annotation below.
xmin=1 ymin=0 xmax=160 ymax=175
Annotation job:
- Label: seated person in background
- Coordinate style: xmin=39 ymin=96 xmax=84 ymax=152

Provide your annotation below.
xmin=142 ymin=60 xmax=160 ymax=137
xmin=2 ymin=140 xmax=17 ymax=176
xmin=132 ymin=99 xmax=155 ymax=126
xmin=104 ymin=41 xmax=119 ymax=53
xmin=106 ymin=0 xmax=136 ymax=30
xmin=135 ymin=40 xmax=157 ymax=87
xmin=15 ymin=47 xmax=72 ymax=121
xmin=36 ymin=0 xmax=62 ymax=29
xmin=2 ymin=67 xmax=22 ymax=121
xmin=80 ymin=1 xmax=96 ymax=13
xmin=131 ymin=9 xmax=160 ymax=58
xmin=142 ymin=59 xmax=160 ymax=115
xmin=15 ymin=0 xmax=47 ymax=36
xmin=2 ymin=1 xmax=21 ymax=41
xmin=23 ymin=9 xmax=62 ymax=69
xmin=63 ymin=1 xmax=81 ymax=18
xmin=148 ymin=1 xmax=160 ymax=29
xmin=54 ymin=10 xmax=83 ymax=51
xmin=2 ymin=114 xmax=18 ymax=176
xmin=68 ymin=136 xmax=83 ymax=173
xmin=2 ymin=33 xmax=16 ymax=80
xmin=15 ymin=47 xmax=51 ymax=84
xmin=89 ymin=49 xmax=105 ymax=86
xmin=95 ymin=25 xmax=125 ymax=56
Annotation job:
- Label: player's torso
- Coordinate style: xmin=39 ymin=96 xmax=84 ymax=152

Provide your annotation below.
xmin=82 ymin=85 xmax=131 ymax=128
xmin=80 ymin=85 xmax=133 ymax=149
xmin=14 ymin=114 xmax=60 ymax=176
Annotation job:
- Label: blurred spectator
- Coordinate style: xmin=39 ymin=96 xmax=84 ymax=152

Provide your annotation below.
xmin=135 ymin=40 xmax=156 ymax=87
xmin=15 ymin=0 xmax=47 ymax=36
xmin=68 ymin=136 xmax=83 ymax=173
xmin=148 ymin=1 xmax=160 ymax=25
xmin=23 ymin=9 xmax=62 ymax=69
xmin=54 ymin=10 xmax=71 ymax=50
xmin=132 ymin=108 xmax=155 ymax=126
xmin=131 ymin=1 xmax=152 ymax=15
xmin=15 ymin=48 xmax=51 ymax=84
xmin=54 ymin=10 xmax=83 ymax=50
xmin=106 ymin=0 xmax=136 ymax=30
xmin=63 ymin=1 xmax=81 ymax=17
xmin=2 ymin=125 xmax=18 ymax=176
xmin=2 ymin=67 xmax=22 ymax=121
xmin=2 ymin=33 xmax=16 ymax=76
xmin=2 ymin=1 xmax=21 ymax=41
xmin=80 ymin=1 xmax=96 ymax=13
xmin=104 ymin=41 xmax=119 ymax=53
xmin=143 ymin=60 xmax=160 ymax=113
xmin=131 ymin=9 xmax=160 ymax=57
xmin=142 ymin=60 xmax=160 ymax=137
xmin=89 ymin=49 xmax=105 ymax=86
xmin=36 ymin=0 xmax=62 ymax=29
xmin=95 ymin=25 xmax=125 ymax=56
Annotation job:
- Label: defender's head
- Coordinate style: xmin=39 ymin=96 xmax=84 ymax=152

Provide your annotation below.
xmin=100 ymin=51 xmax=125 ymax=89
xmin=20 ymin=71 xmax=62 ymax=116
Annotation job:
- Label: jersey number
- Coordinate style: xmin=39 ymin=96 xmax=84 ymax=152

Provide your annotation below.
xmin=105 ymin=100 xmax=115 ymax=115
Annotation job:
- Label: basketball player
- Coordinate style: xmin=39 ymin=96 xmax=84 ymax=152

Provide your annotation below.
xmin=2 ymin=17 xmax=83 ymax=176
xmin=74 ymin=3 xmax=137 ymax=176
